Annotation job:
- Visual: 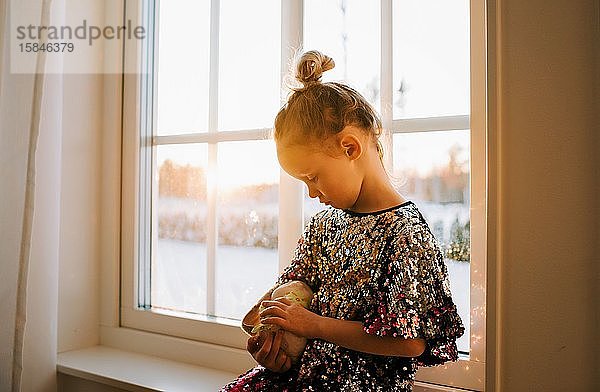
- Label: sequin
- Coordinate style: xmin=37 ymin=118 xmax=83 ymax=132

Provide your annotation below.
xmin=220 ymin=201 xmax=465 ymax=392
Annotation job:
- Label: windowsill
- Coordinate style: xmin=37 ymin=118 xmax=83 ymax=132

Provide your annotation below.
xmin=57 ymin=346 xmax=473 ymax=392
xmin=95 ymin=326 xmax=482 ymax=391
xmin=57 ymin=346 xmax=238 ymax=391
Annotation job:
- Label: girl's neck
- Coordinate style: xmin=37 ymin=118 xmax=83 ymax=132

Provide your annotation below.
xmin=348 ymin=159 xmax=407 ymax=214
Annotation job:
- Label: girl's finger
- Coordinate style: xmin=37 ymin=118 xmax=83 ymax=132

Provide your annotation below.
xmin=255 ymin=332 xmax=273 ymax=363
xmin=283 ymin=356 xmax=292 ymax=372
xmin=259 ymin=306 xmax=286 ymax=319
xmin=260 ymin=300 xmax=287 ymax=308
xmin=272 ymin=296 xmax=293 ymax=306
xmin=265 ymin=330 xmax=283 ymax=364
xmin=260 ymin=316 xmax=286 ymax=329
xmin=274 ymin=347 xmax=288 ymax=371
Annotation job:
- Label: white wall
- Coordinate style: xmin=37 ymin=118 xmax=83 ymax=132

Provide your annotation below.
xmin=487 ymin=0 xmax=600 ymax=390
xmin=56 ymin=1 xmax=109 ymax=355
xmin=57 ymin=73 xmax=103 ymax=353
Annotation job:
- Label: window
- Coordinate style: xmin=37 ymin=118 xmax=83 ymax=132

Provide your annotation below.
xmin=121 ymin=0 xmax=486 ymax=390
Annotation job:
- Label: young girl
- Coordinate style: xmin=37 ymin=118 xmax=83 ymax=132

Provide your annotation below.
xmin=221 ymin=50 xmax=465 ymax=392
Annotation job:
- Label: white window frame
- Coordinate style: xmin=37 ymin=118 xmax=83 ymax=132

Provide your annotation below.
xmin=116 ymin=0 xmax=487 ymax=390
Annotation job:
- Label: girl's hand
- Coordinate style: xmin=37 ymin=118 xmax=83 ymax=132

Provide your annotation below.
xmin=259 ymin=297 xmax=322 ymax=339
xmin=247 ymin=330 xmax=292 ymax=373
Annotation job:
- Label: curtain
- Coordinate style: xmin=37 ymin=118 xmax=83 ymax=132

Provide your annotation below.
xmin=0 ymin=0 xmax=62 ymax=391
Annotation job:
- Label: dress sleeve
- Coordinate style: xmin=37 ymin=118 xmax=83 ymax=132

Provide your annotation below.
xmin=275 ymin=215 xmax=320 ymax=292
xmin=362 ymin=220 xmax=465 ymax=367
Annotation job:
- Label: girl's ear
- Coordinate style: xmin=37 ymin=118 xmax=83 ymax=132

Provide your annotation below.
xmin=339 ymin=133 xmax=362 ymax=160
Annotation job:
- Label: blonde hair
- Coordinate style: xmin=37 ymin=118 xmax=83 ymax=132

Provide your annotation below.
xmin=274 ymin=50 xmax=384 ymax=160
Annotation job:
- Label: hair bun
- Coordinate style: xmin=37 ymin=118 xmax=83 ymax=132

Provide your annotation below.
xmin=296 ymin=50 xmax=335 ymax=86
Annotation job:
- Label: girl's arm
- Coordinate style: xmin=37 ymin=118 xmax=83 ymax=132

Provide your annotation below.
xmin=316 ymin=316 xmax=426 ymax=357
xmin=260 ymin=298 xmax=426 ymax=357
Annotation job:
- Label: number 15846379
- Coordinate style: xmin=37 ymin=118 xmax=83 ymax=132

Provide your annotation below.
xmin=19 ymin=42 xmax=75 ymax=53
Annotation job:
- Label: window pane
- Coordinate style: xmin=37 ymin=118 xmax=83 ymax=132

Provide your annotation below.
xmin=393 ymin=0 xmax=470 ymax=119
xmin=393 ymin=130 xmax=470 ymax=353
xmin=153 ymin=144 xmax=208 ymax=314
xmin=156 ymin=1 xmax=210 ymax=135
xmin=304 ymin=0 xmax=381 ymax=112
xmin=216 ymin=140 xmax=279 ymax=320
xmin=218 ymin=0 xmax=281 ymax=131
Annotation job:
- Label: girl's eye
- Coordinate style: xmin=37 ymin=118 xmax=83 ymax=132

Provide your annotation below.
xmin=308 ymin=176 xmax=318 ymax=183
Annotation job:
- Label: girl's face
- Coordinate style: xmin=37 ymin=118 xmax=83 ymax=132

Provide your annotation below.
xmin=276 ymin=139 xmax=364 ymax=210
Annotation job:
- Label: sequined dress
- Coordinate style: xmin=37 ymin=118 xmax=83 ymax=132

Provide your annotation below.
xmin=221 ymin=201 xmax=465 ymax=392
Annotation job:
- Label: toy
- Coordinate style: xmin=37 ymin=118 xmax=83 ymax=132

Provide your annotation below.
xmin=241 ymin=280 xmax=314 ymax=363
